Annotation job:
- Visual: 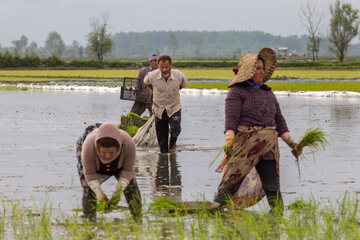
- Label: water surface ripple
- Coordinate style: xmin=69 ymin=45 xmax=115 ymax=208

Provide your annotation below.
xmin=0 ymin=89 xmax=359 ymax=211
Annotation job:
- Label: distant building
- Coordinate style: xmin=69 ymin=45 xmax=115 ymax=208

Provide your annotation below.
xmin=273 ymin=47 xmax=288 ymax=59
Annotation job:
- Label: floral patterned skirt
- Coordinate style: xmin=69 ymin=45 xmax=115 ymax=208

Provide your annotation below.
xmin=216 ymin=126 xmax=280 ymax=208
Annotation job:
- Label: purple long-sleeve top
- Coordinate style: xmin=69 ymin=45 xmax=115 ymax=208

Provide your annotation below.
xmin=225 ymin=82 xmax=289 ymax=160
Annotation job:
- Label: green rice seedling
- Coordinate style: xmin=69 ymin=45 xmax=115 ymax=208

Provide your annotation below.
xmin=148 ymin=196 xmax=185 ymax=214
xmin=126 ymin=126 xmax=139 ymax=137
xmin=39 ymin=200 xmax=52 ymax=240
xmin=95 ymin=200 xmax=120 ymax=214
xmin=10 ymin=201 xmax=25 ymax=238
xmin=3 ymin=193 xmax=360 ymax=239
xmin=208 ymin=145 xmax=228 ymax=168
xmin=0 ymin=200 xmax=5 ymax=239
xmin=292 ymin=128 xmax=330 ymax=177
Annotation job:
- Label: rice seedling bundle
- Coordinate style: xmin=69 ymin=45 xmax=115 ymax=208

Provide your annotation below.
xmin=293 ymin=128 xmax=330 ymax=176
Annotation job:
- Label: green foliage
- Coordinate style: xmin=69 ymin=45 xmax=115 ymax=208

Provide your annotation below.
xmin=300 ymin=2 xmax=325 ymax=62
xmin=44 ymin=31 xmax=66 ymax=57
xmin=111 ymin=30 xmax=311 ymax=57
xmin=45 ymin=54 xmax=64 ymax=67
xmin=3 ymin=194 xmax=360 ymax=239
xmin=2 ymin=51 xmax=360 ymax=69
xmin=148 ymin=196 xmax=184 ymax=213
xmin=328 ymin=0 xmax=360 ymax=62
xmin=126 ymin=125 xmax=139 ymax=137
xmin=209 ymin=145 xmax=230 ymax=168
xmin=293 ymin=128 xmax=330 ymax=177
xmin=296 ymin=128 xmax=330 ymax=158
xmin=87 ymin=15 xmax=113 ymax=61
xmin=118 ymin=112 xmax=149 ymax=137
xmin=0 ymin=51 xmax=41 ymax=68
xmin=0 ymin=85 xmax=28 ymax=91
xmin=12 ymin=35 xmax=28 ymax=57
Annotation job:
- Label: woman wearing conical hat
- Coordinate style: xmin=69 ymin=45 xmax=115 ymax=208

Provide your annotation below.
xmin=214 ymin=48 xmax=301 ymax=213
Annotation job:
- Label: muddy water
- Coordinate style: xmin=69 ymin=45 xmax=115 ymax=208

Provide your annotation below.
xmin=1 ymin=89 xmax=360 ymax=212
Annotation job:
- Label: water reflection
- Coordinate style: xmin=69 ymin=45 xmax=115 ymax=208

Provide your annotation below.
xmin=155 ymin=153 xmax=182 ymax=202
xmin=2 ymin=90 xmax=360 ymax=210
xmin=330 ymin=105 xmax=358 ymax=127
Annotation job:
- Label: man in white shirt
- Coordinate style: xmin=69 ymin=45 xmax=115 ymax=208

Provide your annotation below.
xmin=144 ymin=55 xmax=187 ymax=153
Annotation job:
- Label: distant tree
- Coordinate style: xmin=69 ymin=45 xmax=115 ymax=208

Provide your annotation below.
xmin=169 ymin=33 xmax=179 ymax=56
xmin=155 ymin=48 xmax=160 ymax=56
xmin=11 ymin=35 xmax=28 ymax=56
xmin=72 ymin=40 xmax=80 ymax=49
xmin=192 ymin=34 xmax=204 ymax=57
xmin=328 ymin=0 xmax=360 ymax=62
xmin=66 ymin=40 xmax=81 ymax=58
xmin=110 ymin=30 xmax=310 ymax=58
xmin=11 ymin=41 xmax=22 ymax=56
xmin=300 ymin=2 xmax=326 ymax=61
xmin=141 ymin=44 xmax=148 ymax=56
xmin=87 ymin=14 xmax=113 ymax=61
xmin=26 ymin=41 xmax=38 ymax=56
xmin=232 ymin=48 xmax=241 ymax=60
xmin=78 ymin=45 xmax=84 ymax=58
xmin=44 ymin=31 xmax=66 ymax=57
xmin=20 ymin=35 xmax=28 ymax=48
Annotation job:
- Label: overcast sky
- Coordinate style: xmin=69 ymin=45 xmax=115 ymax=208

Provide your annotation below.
xmin=1 ymin=0 xmax=360 ymax=47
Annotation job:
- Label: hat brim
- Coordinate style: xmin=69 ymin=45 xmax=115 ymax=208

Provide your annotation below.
xmin=228 ymin=47 xmax=277 ymax=87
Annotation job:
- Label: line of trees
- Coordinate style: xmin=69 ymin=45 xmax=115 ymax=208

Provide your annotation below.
xmin=299 ymin=0 xmax=359 ymax=62
xmin=0 ymin=0 xmax=359 ymax=63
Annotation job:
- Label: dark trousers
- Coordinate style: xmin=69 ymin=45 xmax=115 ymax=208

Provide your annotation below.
xmin=155 ymin=109 xmax=181 ymax=153
xmin=81 ymin=177 xmax=142 ymax=220
xmin=155 ymin=153 xmax=182 ymax=202
xmin=214 ymin=160 xmax=283 ymax=211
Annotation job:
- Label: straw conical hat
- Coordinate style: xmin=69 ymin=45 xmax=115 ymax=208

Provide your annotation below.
xmin=229 ymin=48 xmax=277 ymax=87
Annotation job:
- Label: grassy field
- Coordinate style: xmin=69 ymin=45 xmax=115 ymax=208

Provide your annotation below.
xmin=1 ymin=194 xmax=359 ymax=239
xmin=0 ymin=69 xmax=360 ymax=92
xmin=186 ymin=81 xmax=360 ymax=92
xmin=0 ymin=69 xmax=359 ymax=82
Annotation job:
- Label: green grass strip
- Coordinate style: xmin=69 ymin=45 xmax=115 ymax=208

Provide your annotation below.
xmin=186 ymin=81 xmax=360 ymax=92
xmin=0 ymin=69 xmax=359 ymax=81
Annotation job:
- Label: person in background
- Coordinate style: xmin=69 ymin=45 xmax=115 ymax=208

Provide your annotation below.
xmin=76 ymin=122 xmax=142 ymax=221
xmin=214 ymin=48 xmax=301 ymax=213
xmin=130 ymin=54 xmax=159 ymax=116
xmin=144 ymin=55 xmax=187 ymax=153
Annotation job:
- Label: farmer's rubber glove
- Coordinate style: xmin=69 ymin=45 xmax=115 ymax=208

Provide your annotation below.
xmin=224 ymin=130 xmax=235 ymax=155
xmin=109 ymin=178 xmax=129 ymax=206
xmin=281 ymin=132 xmax=302 ymax=157
xmin=88 ymin=180 xmax=108 ymax=202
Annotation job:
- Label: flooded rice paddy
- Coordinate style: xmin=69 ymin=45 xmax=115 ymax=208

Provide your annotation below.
xmin=1 ymin=87 xmax=360 ymax=215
